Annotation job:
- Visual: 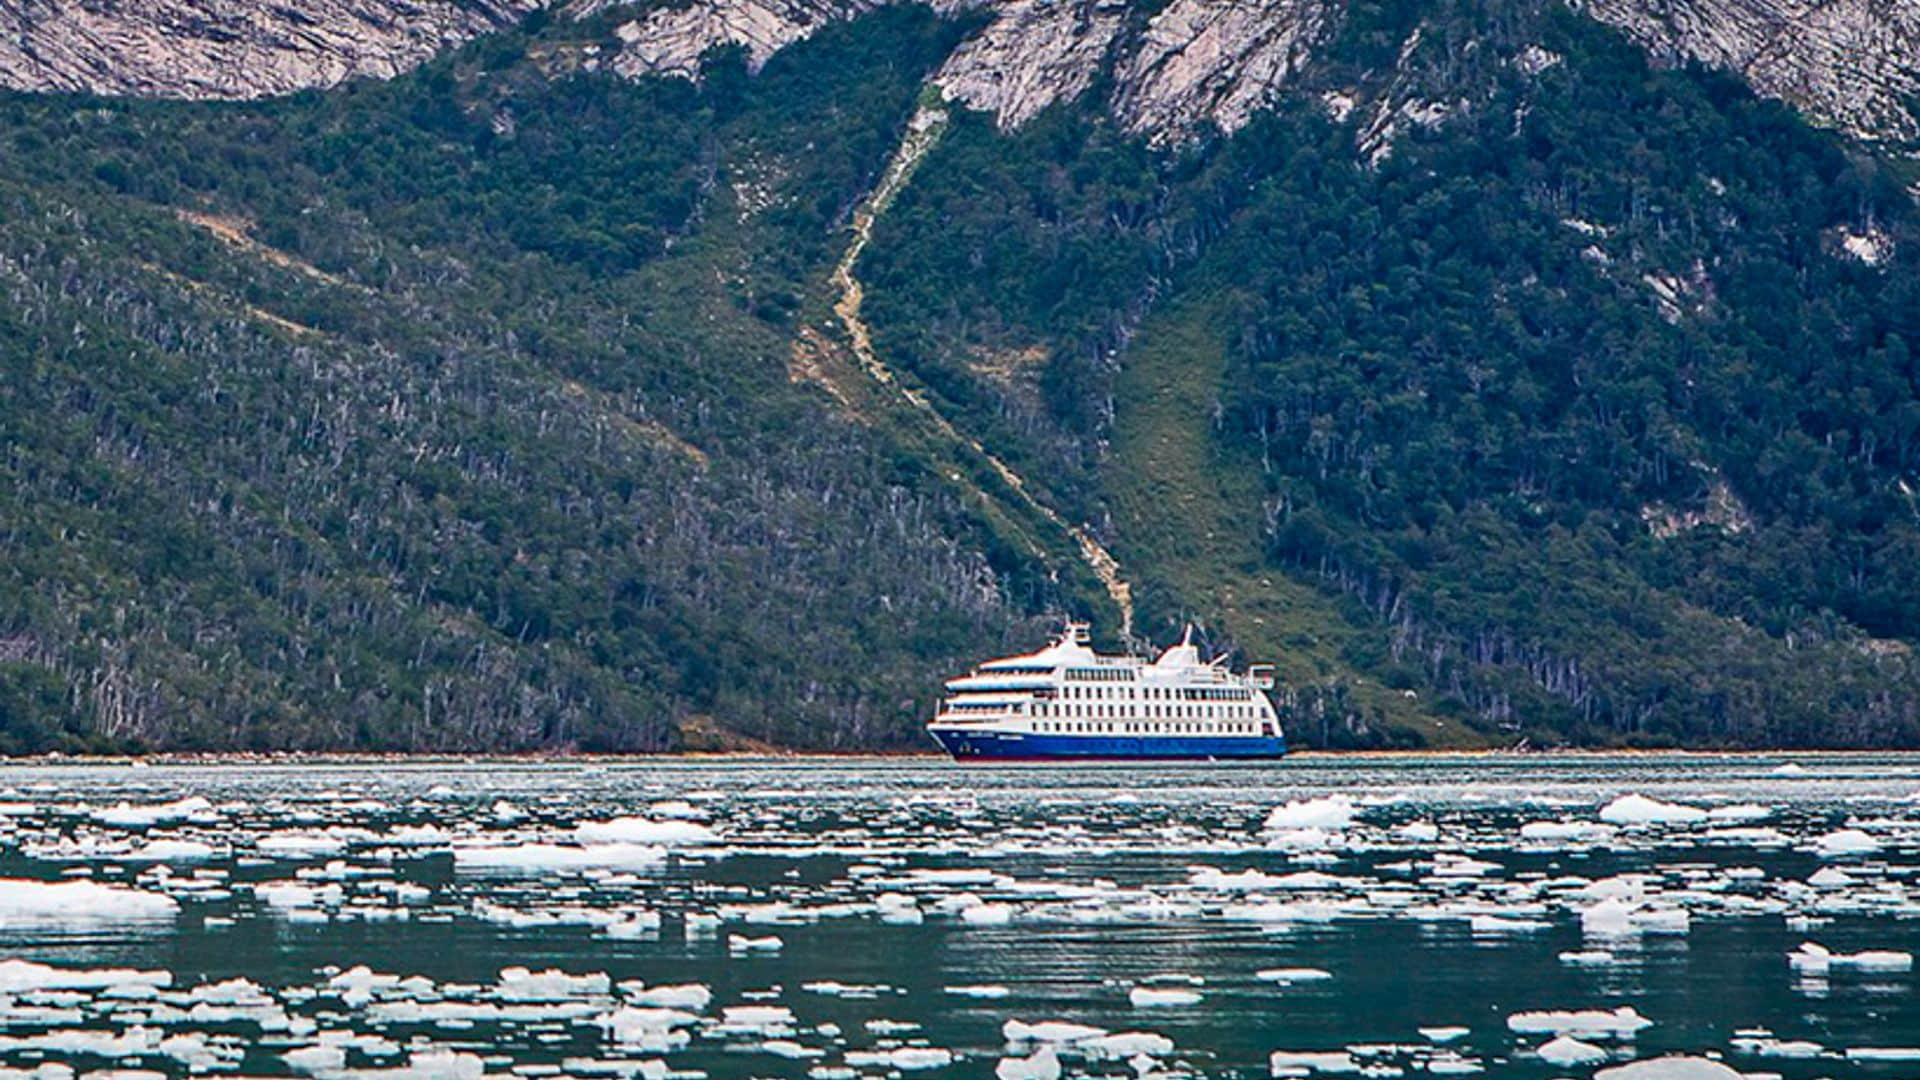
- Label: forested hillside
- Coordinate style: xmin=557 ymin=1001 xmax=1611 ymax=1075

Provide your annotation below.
xmin=3 ymin=0 xmax=1919 ymax=752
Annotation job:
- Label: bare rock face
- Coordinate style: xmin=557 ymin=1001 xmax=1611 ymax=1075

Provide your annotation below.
xmin=1572 ymin=0 xmax=1920 ymax=142
xmin=600 ymin=0 xmax=1331 ymax=141
xmin=0 ymin=0 xmax=541 ymax=98
xmin=931 ymin=0 xmax=1128 ymax=130
xmin=3 ymin=0 xmax=1917 ymax=148
xmin=597 ymin=0 xmax=878 ymax=80
xmin=1111 ymin=0 xmax=1335 ymax=143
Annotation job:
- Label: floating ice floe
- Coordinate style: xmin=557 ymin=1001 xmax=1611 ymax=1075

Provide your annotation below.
xmin=845 ymin=1047 xmax=953 ymax=1070
xmin=496 ymin=967 xmax=611 ymax=1000
xmin=0 ymin=879 xmax=177 ymax=924
xmin=1788 ymin=941 xmax=1913 ymax=973
xmin=1598 ymin=795 xmax=1708 ymax=826
xmin=574 ymin=817 xmax=718 ymax=847
xmin=727 ymin=934 xmax=782 ymax=953
xmin=452 ymin=843 xmax=667 ymax=871
xmin=996 ymin=1046 xmax=1061 ymax=1080
xmin=595 ymin=1006 xmax=700 ymax=1049
xmin=0 ymin=959 xmax=171 ymax=992
xmin=1268 ymin=1049 xmax=1360 ymax=1075
xmin=1812 ymin=829 xmax=1881 ymax=856
xmin=625 ymin=983 xmax=711 ymax=1009
xmin=1189 ymin=867 xmax=1344 ymax=891
xmin=1536 ymin=1035 xmax=1609 ymax=1066
xmin=759 ymin=1038 xmax=822 ymax=1059
xmin=1129 ymin=987 xmax=1200 ymax=1007
xmin=1520 ymin=820 xmax=1618 ymax=843
xmin=258 ymin=833 xmax=349 ymax=857
xmin=1846 ymin=1047 xmax=1920 ymax=1062
xmin=1580 ymin=898 xmax=1689 ymax=937
xmin=1729 ymin=1035 xmax=1824 ymax=1058
xmin=801 ymin=980 xmax=888 ymax=998
xmin=961 ymin=903 xmax=1014 ymax=925
xmin=1264 ymin=797 xmax=1357 ymax=831
xmin=124 ymin=839 xmax=217 ymax=861
xmin=715 ymin=1005 xmax=796 ymax=1036
xmin=284 ymin=1043 xmax=348 ymax=1074
xmin=1004 ymin=1019 xmax=1108 ymax=1045
xmin=945 ymin=984 xmax=1011 ymax=998
xmin=1592 ymin=1056 xmax=1741 ymax=1079
xmin=1257 ymin=968 xmax=1332 ymax=983
xmin=1506 ymin=1006 xmax=1652 ymax=1037
xmin=93 ymin=796 xmax=215 ymax=828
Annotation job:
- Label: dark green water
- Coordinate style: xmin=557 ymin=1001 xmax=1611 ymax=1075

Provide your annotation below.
xmin=0 ymin=755 xmax=1915 ymax=1078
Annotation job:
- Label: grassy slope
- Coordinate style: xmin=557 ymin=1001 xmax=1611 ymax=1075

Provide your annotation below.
xmin=1107 ymin=294 xmax=1491 ymax=749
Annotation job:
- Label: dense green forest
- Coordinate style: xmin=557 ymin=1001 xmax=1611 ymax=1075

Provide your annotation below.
xmin=3 ymin=0 xmax=1919 ymax=751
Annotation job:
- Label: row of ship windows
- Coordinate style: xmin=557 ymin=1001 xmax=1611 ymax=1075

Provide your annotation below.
xmin=1061 ymin=685 xmax=1251 ymax=701
xmin=1036 ymin=703 xmax=1262 ymax=720
xmin=944 ymin=702 xmax=1265 ymax=720
xmin=1063 ymin=668 xmax=1131 ymax=682
xmin=1036 ymin=720 xmax=1262 ymax=735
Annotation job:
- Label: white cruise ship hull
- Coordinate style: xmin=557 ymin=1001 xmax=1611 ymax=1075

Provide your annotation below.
xmin=928 ymin=623 xmax=1288 ymax=763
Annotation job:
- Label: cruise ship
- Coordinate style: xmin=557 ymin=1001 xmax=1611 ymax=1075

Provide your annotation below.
xmin=928 ymin=624 xmax=1286 ymax=761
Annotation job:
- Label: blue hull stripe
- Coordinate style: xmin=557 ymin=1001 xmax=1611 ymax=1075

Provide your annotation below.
xmin=930 ymin=728 xmax=1286 ymax=761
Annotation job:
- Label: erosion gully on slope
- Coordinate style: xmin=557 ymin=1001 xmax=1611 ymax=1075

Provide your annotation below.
xmin=828 ymin=103 xmax=1136 ymax=637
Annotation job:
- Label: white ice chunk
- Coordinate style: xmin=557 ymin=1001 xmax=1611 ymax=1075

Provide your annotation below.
xmin=945 ymin=985 xmax=1011 ymax=998
xmin=496 ymin=967 xmax=611 ymax=1000
xmin=716 ymin=1005 xmax=795 ymax=1035
xmin=961 ymin=903 xmax=1014 ymax=925
xmin=996 ymin=1047 xmax=1061 ymax=1080
xmin=1268 ymin=1049 xmax=1361 ymax=1074
xmin=1536 ymin=1035 xmax=1609 ymax=1066
xmin=93 ymin=797 xmax=214 ymax=827
xmin=845 ymin=1047 xmax=953 ymax=1070
xmin=0 ymin=879 xmax=177 ymax=923
xmin=1003 ymin=1019 xmax=1107 ymax=1044
xmin=625 ymin=984 xmax=711 ymax=1010
xmin=1813 ymin=829 xmax=1881 ymax=856
xmin=284 ymin=1045 xmax=348 ymax=1074
xmin=1257 ymin=968 xmax=1333 ymax=984
xmin=574 ymin=818 xmax=717 ymax=847
xmin=1593 ymin=1057 xmax=1741 ymax=1079
xmin=1264 ymin=797 xmax=1357 ymax=831
xmin=1789 ymin=941 xmax=1912 ymax=973
xmin=1128 ymin=987 xmax=1200 ymax=1007
xmin=1506 ymin=1006 xmax=1652 ymax=1037
xmin=1598 ymin=795 xmax=1708 ymax=826
xmin=1580 ymin=898 xmax=1689 ymax=937
xmin=452 ymin=843 xmax=667 ymax=871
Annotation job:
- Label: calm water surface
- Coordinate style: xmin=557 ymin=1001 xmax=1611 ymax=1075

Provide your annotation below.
xmin=0 ymin=754 xmax=1916 ymax=1078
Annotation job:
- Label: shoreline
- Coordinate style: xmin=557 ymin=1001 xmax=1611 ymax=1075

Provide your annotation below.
xmin=0 ymin=746 xmax=1910 ymax=767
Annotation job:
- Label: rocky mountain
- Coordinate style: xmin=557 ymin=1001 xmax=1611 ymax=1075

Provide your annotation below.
xmin=5 ymin=0 xmax=1919 ymax=146
xmin=2 ymin=0 xmax=1920 ymax=752
xmin=0 ymin=0 xmax=540 ymax=98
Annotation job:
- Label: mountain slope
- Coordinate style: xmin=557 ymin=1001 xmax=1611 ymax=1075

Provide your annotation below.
xmin=2 ymin=0 xmax=1919 ymax=751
